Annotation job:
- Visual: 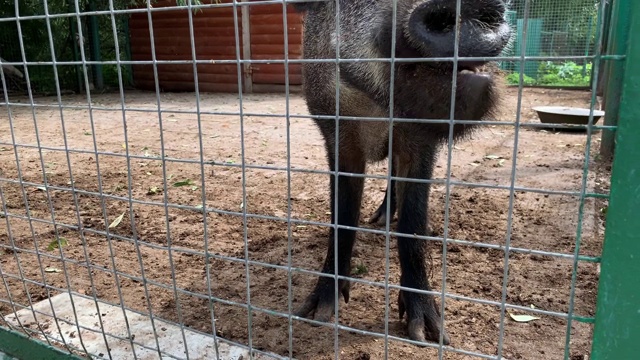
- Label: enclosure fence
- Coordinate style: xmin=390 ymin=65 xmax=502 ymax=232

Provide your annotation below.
xmin=499 ymin=0 xmax=602 ymax=87
xmin=0 ymin=0 xmax=639 ymax=359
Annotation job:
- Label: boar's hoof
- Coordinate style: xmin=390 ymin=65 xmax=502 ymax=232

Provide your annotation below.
xmin=295 ymin=279 xmax=351 ymax=325
xmin=398 ymin=290 xmax=451 ymax=346
xmin=369 ymin=194 xmax=397 ymax=226
xmin=368 ymin=207 xmax=394 ymax=226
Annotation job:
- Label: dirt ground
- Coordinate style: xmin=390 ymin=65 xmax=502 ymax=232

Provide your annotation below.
xmin=0 ymin=86 xmax=609 ymax=360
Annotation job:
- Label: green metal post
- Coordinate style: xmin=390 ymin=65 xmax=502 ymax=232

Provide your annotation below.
xmin=582 ymin=14 xmax=593 ymax=78
xmin=515 ymin=18 xmax=544 ymax=79
xmin=600 ymin=0 xmax=631 ymax=159
xmin=68 ymin=0 xmax=82 ymax=93
xmin=0 ymin=326 xmax=84 ymax=360
xmin=591 ymin=1 xmax=640 ymax=358
xmin=122 ymin=15 xmax=134 ymax=87
xmin=595 ymin=0 xmax=613 ymax=95
xmin=87 ymin=0 xmax=103 ymax=90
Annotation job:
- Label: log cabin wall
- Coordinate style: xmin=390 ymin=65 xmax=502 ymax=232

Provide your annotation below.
xmin=247 ymin=1 xmax=303 ymax=92
xmin=128 ymin=0 xmax=303 ymax=93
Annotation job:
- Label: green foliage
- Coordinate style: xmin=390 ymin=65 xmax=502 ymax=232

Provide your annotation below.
xmin=103 ymin=63 xmax=132 ymax=86
xmin=508 ymin=0 xmax=599 ymax=57
xmin=537 ymin=61 xmax=592 ymax=86
xmin=505 ymin=73 xmax=536 ymax=86
xmin=505 ymin=61 xmax=592 ymax=87
xmin=1 ymin=0 xmax=202 ymax=94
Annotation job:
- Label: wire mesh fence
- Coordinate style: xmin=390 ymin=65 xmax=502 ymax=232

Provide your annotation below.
xmin=500 ymin=0 xmax=601 ymax=87
xmin=0 ymin=0 xmax=633 ymax=359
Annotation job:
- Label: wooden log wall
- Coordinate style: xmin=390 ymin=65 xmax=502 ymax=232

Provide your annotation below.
xmin=248 ymin=2 xmax=303 ymax=86
xmin=128 ymin=0 xmax=303 ymax=93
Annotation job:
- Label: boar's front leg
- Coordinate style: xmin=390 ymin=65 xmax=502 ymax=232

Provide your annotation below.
xmin=394 ymin=144 xmax=450 ymax=346
xmin=295 ymin=142 xmax=366 ymax=323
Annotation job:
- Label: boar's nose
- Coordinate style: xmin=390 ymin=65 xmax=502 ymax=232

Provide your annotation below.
xmin=407 ymin=0 xmax=511 ymax=59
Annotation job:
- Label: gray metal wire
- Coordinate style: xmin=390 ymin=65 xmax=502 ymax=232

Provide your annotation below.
xmin=0 ymin=170 xmax=608 ymax=217
xmin=496 ymin=0 xmax=532 ymax=357
xmin=0 ymin=208 xmax=601 ymax=264
xmin=41 ymin=0 xmax=115 ymax=356
xmin=72 ymin=0 xmax=142 ymax=357
xmin=0 ymin=0 xmax=608 ymax=359
xmin=439 ymin=0 xmax=464 ymax=356
xmin=184 ymin=0 xmax=222 ymax=358
xmin=383 ymin=0 xmax=400 ymax=358
xmin=143 ymin=0 xmax=191 ymax=357
xmin=279 ymin=1 xmax=296 ymax=358
xmin=3 ymin=0 xmax=86 ymax=355
xmin=0 ymin=104 xmax=619 ymax=131
xmin=229 ymin=0 xmax=256 ymax=357
xmin=332 ymin=1 xmax=342 ymax=358
xmin=563 ymin=0 xmax=609 ymax=357
xmin=0 ymin=35 xmax=57 ymax=352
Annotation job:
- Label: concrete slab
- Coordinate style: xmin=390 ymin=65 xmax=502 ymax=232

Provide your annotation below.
xmin=3 ymin=293 xmax=280 ymax=360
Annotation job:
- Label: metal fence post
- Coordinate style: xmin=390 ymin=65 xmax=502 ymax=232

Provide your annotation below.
xmin=0 ymin=326 xmax=83 ymax=360
xmin=87 ymin=0 xmax=104 ymax=90
xmin=600 ymin=0 xmax=632 ymax=158
xmin=591 ymin=1 xmax=640 ymax=358
xmin=122 ymin=14 xmax=134 ymax=87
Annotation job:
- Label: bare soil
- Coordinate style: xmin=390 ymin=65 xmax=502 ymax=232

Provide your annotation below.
xmin=0 ymin=87 xmax=609 ymax=360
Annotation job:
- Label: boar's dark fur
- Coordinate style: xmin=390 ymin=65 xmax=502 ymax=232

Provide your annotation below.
xmin=292 ymin=0 xmax=511 ymax=345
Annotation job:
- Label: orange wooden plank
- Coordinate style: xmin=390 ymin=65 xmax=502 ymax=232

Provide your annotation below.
xmin=252 ymin=73 xmax=302 ymax=85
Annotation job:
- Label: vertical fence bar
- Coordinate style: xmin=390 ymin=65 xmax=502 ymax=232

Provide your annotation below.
xmin=591 ymin=1 xmax=640 ymax=358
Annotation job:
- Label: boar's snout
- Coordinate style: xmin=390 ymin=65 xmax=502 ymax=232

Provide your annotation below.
xmin=407 ymin=0 xmax=511 ymax=62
